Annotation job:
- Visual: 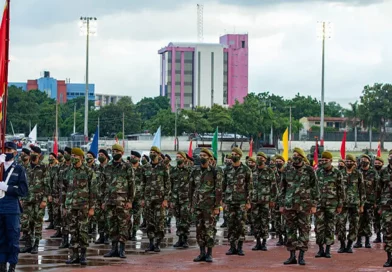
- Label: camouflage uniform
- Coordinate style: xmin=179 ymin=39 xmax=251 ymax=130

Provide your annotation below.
xmin=189 ymin=165 xmax=222 ymax=248
xmin=375 ymin=166 xmax=389 ymax=240
xmin=65 ymin=164 xmax=95 ymax=250
xmin=251 ymin=166 xmax=276 ymax=241
xmin=130 ymin=164 xmax=143 ymax=236
xmin=274 ymin=168 xmax=286 ymax=241
xmin=315 ymin=167 xmax=345 ymax=246
xmin=19 ymin=160 xmax=30 ymax=237
xmin=378 ymin=165 xmax=392 ymax=259
xmin=48 ymin=163 xmax=61 ymax=233
xmin=280 ymin=164 xmax=319 ymax=252
xmin=171 ymin=165 xmax=191 ymax=240
xmin=104 ymin=161 xmax=135 ymax=242
xmin=141 ymin=161 xmax=170 ymax=242
xmin=58 ymin=162 xmax=72 ymax=237
xmin=223 ymin=163 xmax=253 ymax=244
xmin=21 ymin=162 xmax=49 ymax=252
xmin=95 ymin=163 xmax=108 ymax=239
xmin=336 ymin=168 xmax=365 ymax=244
xmin=166 ymin=165 xmax=175 ymax=226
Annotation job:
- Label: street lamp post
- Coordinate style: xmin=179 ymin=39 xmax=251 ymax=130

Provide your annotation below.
xmin=80 ymin=17 xmax=97 ymax=139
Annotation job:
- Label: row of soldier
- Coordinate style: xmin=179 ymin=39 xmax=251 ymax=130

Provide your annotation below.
xmin=13 ymin=144 xmax=392 ymax=268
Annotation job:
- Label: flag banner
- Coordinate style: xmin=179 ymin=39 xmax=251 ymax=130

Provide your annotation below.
xmin=188 ymin=140 xmax=193 ymax=158
xmin=340 ymin=130 xmax=346 ymax=159
xmin=248 ymin=137 xmax=253 ymax=157
xmin=377 ymin=141 xmax=381 ymax=157
xmin=313 ymin=139 xmax=319 ymax=167
xmin=282 ymin=128 xmax=289 ymax=161
xmin=89 ymin=126 xmax=99 ymax=156
xmin=212 ymin=127 xmax=218 ymax=159
xmin=152 ymin=126 xmax=161 ymax=149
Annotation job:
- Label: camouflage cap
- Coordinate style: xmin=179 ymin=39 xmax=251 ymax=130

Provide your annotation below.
xmin=360 ymin=154 xmax=371 ymax=161
xmin=256 ymin=151 xmax=267 ymax=159
xmin=150 ymin=146 xmax=161 ymax=154
xmin=112 ymin=143 xmax=124 ymax=152
xmin=177 ymin=151 xmax=187 ymax=159
xmin=321 ymin=151 xmax=333 ymax=160
xmin=200 ymin=148 xmax=213 ymax=158
xmin=389 ymin=149 xmax=392 ymax=155
xmin=338 ymin=158 xmax=346 ymax=164
xmin=232 ymin=147 xmax=243 ymax=157
xmin=345 ymin=154 xmax=356 ymax=162
xmin=226 ymin=154 xmax=232 ymax=159
xmin=375 ymin=156 xmax=384 ymax=163
xmin=71 ymin=147 xmax=84 ymax=157
xmin=275 ymin=154 xmax=285 ymax=162
xmin=248 ymin=157 xmax=256 ymax=163
xmin=293 ymin=147 xmax=306 ymax=158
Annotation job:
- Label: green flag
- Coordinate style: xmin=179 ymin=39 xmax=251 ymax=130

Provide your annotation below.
xmin=212 ymin=127 xmax=218 ymax=158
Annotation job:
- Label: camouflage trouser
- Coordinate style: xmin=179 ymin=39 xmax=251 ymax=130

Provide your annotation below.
xmin=95 ymin=201 xmax=107 ymax=234
xmin=61 ymin=199 xmax=69 ymax=235
xmin=145 ymin=201 xmax=165 ymax=240
xmin=22 ymin=202 xmax=45 ymax=243
xmin=227 ymin=204 xmax=247 ymax=243
xmin=336 ymin=206 xmax=359 ymax=242
xmin=374 ymin=207 xmax=382 ymax=234
xmin=251 ymin=203 xmax=269 ymax=239
xmin=382 ymin=209 xmax=392 ymax=252
xmin=284 ymin=209 xmax=311 ymax=251
xmin=315 ymin=207 xmax=336 ymax=246
xmin=131 ymin=200 xmax=142 ymax=234
xmin=174 ymin=202 xmax=191 ymax=237
xmin=358 ymin=204 xmax=374 ymax=237
xmin=107 ymin=205 xmax=131 ymax=242
xmin=274 ymin=205 xmax=286 ymax=236
xmin=68 ymin=208 xmax=89 ymax=249
xmin=52 ymin=197 xmax=62 ymax=231
xmin=47 ymin=201 xmax=53 ymax=222
xmin=195 ymin=208 xmax=216 ymax=248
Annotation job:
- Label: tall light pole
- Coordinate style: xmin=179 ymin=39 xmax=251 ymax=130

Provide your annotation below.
xmin=80 ymin=17 xmax=97 ymax=139
xmin=317 ymin=21 xmax=332 ymax=145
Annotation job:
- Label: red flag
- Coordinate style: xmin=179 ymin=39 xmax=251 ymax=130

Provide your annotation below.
xmin=53 ymin=136 xmax=58 ymax=156
xmin=0 ymin=0 xmax=10 ymax=152
xmin=313 ymin=139 xmax=318 ymax=167
xmin=340 ymin=131 xmax=346 ymax=159
xmin=248 ymin=137 xmax=253 ymax=157
xmin=188 ymin=140 xmax=193 ymax=157
xmin=377 ymin=141 xmax=381 ymax=157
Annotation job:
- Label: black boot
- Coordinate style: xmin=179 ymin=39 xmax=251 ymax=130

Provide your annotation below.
xmin=65 ymin=248 xmax=80 ymax=264
xmin=19 ymin=232 xmax=27 ymax=242
xmin=145 ymin=239 xmax=155 ymax=252
xmin=50 ymin=228 xmax=62 ymax=238
xmin=345 ymin=240 xmax=354 ymax=253
xmin=283 ymin=250 xmax=297 ymax=265
xmin=7 ymin=264 xmax=16 ymax=272
xmin=131 ymin=230 xmax=137 ymax=241
xmin=276 ymin=235 xmax=284 ymax=246
xmin=59 ymin=235 xmax=69 ymax=249
xmin=315 ymin=245 xmax=325 ymax=258
xmin=30 ymin=239 xmax=39 ymax=254
xmin=80 ymin=248 xmax=87 ymax=265
xmin=325 ymin=245 xmax=331 ymax=258
xmin=193 ymin=247 xmax=206 ymax=262
xmin=45 ymin=222 xmax=54 ymax=230
xmin=220 ymin=221 xmax=227 ymax=228
xmin=260 ymin=239 xmax=267 ymax=251
xmin=353 ymin=236 xmax=362 ymax=248
xmin=104 ymin=242 xmax=119 ymax=257
xmin=252 ymin=238 xmax=261 ymax=251
xmin=237 ymin=241 xmax=245 ymax=256
xmin=154 ymin=238 xmax=161 ymax=252
xmin=226 ymin=242 xmax=237 ymax=255
xmin=283 ymin=235 xmax=288 ymax=245
xmin=0 ymin=263 xmax=6 ymax=272
xmin=104 ymin=234 xmax=110 ymax=245
xmin=173 ymin=235 xmax=183 ymax=248
xmin=205 ymin=247 xmax=213 ymax=262
xmin=365 ymin=236 xmax=371 ymax=248
xmin=298 ymin=250 xmax=306 ymax=265
xmin=337 ymin=240 xmax=346 ymax=253
xmin=20 ymin=237 xmax=32 ymax=253
xmin=119 ymin=242 xmax=127 ymax=258
xmin=374 ymin=232 xmax=382 ymax=243
xmin=182 ymin=235 xmax=189 ymax=248
xmin=384 ymin=252 xmax=392 ymax=267
xmin=95 ymin=232 xmax=105 ymax=244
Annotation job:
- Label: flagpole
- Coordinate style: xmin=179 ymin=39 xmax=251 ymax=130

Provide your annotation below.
xmin=1 ymin=0 xmax=10 ymax=153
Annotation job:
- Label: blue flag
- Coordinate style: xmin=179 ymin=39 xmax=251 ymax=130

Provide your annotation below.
xmin=152 ymin=126 xmax=161 ymax=149
xmin=89 ymin=126 xmax=99 ymax=157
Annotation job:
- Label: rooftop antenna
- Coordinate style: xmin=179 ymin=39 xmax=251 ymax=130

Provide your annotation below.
xmin=197 ymin=4 xmax=204 ymax=42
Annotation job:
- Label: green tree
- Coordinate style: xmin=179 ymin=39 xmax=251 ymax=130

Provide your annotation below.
xmin=344 ymin=101 xmax=360 ymax=148
xmin=136 ymin=96 xmax=170 ymax=128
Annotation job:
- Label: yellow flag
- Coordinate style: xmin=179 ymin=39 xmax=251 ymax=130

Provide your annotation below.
xmin=283 ymin=128 xmax=289 ymax=161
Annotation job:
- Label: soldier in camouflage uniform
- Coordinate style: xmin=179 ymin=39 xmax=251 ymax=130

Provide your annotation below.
xmin=274 ymin=155 xmax=286 ymax=246
xmin=268 ymin=157 xmax=277 ymax=236
xmin=64 ymin=148 xmax=96 ymax=266
xmin=338 ymin=159 xmax=346 ymax=172
xmin=141 ymin=146 xmax=170 ymax=253
xmin=336 ymin=154 xmax=365 ymax=253
xmin=48 ymin=152 xmax=63 ymax=238
xmin=129 ymin=150 xmax=143 ymax=241
xmin=164 ymin=154 xmax=175 ymax=228
xmin=374 ymin=156 xmax=387 ymax=243
xmin=251 ymin=152 xmax=276 ymax=251
xmin=247 ymin=157 xmax=257 ymax=236
xmin=220 ymin=155 xmax=233 ymax=229
xmin=94 ymin=149 xmax=110 ymax=245
xmin=354 ymin=154 xmax=379 ymax=248
xmin=45 ymin=153 xmax=56 ymax=230
xmin=19 ymin=148 xmax=30 ymax=242
xmin=189 ymin=148 xmax=222 ymax=262
xmin=20 ymin=146 xmax=50 ymax=254
xmin=103 ymin=144 xmax=134 ymax=259
xmin=378 ymin=150 xmax=392 ymax=267
xmin=223 ymin=147 xmax=253 ymax=256
xmin=279 ymin=147 xmax=319 ymax=266
xmin=171 ymin=151 xmax=191 ymax=248
xmin=314 ymin=151 xmax=345 ymax=258
xmin=139 ymin=155 xmax=150 ymax=229
xmin=58 ymin=147 xmax=73 ymax=249
xmin=86 ymin=151 xmax=97 ymax=170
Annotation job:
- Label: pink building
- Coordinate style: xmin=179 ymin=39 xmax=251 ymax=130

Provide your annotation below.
xmin=158 ymin=34 xmax=248 ymax=111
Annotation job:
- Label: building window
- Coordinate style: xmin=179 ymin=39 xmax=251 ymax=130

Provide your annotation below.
xmin=223 ymin=52 xmax=228 ymax=105
xmin=241 ymin=41 xmax=245 ymax=48
xmin=211 ymin=52 xmax=214 ymax=107
xmin=315 ymin=121 xmax=320 ymax=125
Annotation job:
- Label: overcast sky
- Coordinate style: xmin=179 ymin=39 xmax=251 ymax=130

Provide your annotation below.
xmin=7 ymin=0 xmax=392 ymax=107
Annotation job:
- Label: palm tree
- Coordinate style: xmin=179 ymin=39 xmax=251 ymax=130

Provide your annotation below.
xmin=346 ymin=101 xmax=359 ymax=148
